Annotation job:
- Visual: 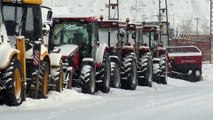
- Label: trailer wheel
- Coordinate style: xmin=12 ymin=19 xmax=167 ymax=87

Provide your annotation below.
xmin=189 ymin=69 xmax=202 ymax=82
xmin=56 ymin=62 xmax=64 ymax=92
xmin=110 ymin=62 xmax=121 ymax=88
xmin=138 ymin=53 xmax=152 ymax=87
xmin=98 ymin=55 xmax=111 ymax=93
xmin=121 ymin=54 xmax=138 ymax=90
xmin=38 ymin=61 xmax=49 ymax=98
xmin=3 ymin=58 xmax=24 ymax=106
xmin=81 ymin=65 xmax=96 ymax=94
xmin=159 ymin=56 xmax=167 ymax=84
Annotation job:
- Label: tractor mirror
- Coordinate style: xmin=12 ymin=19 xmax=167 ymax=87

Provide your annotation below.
xmin=47 ymin=10 xmax=53 ymax=21
xmin=154 ymin=32 xmax=158 ymax=41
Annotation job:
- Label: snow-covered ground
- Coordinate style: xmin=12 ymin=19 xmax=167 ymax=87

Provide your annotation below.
xmin=0 ymin=63 xmax=213 ymax=120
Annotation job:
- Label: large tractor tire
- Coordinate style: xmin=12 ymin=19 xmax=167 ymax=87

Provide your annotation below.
xmin=121 ymin=54 xmax=138 ymax=90
xmin=110 ymin=62 xmax=121 ymax=88
xmin=138 ymin=53 xmax=152 ymax=87
xmin=159 ymin=56 xmax=167 ymax=84
xmin=80 ymin=65 xmax=96 ymax=95
xmin=38 ymin=61 xmax=50 ymax=98
xmin=97 ymin=55 xmax=111 ymax=93
xmin=2 ymin=58 xmax=24 ymax=106
xmin=153 ymin=58 xmax=161 ymax=84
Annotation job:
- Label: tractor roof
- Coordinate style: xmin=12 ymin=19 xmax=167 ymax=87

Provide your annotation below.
xmin=53 ymin=17 xmax=98 ymax=23
xmin=3 ymin=0 xmax=42 ymax=5
xmin=127 ymin=23 xmax=142 ymax=30
xmin=98 ymin=21 xmax=119 ymax=28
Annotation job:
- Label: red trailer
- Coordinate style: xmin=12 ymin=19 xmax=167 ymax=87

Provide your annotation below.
xmin=167 ymin=45 xmax=202 ymax=82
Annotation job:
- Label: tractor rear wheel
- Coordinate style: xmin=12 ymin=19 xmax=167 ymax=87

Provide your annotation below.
xmin=98 ymin=55 xmax=111 ymax=93
xmin=121 ymin=54 xmax=138 ymax=90
xmin=153 ymin=58 xmax=161 ymax=84
xmin=80 ymin=65 xmax=96 ymax=94
xmin=110 ymin=62 xmax=121 ymax=88
xmin=138 ymin=53 xmax=152 ymax=87
xmin=159 ymin=56 xmax=167 ymax=84
xmin=3 ymin=58 xmax=24 ymax=106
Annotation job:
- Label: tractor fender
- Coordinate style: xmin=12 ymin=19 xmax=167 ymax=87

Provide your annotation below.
xmin=0 ymin=43 xmax=20 ymax=70
xmin=26 ymin=44 xmax=50 ymax=61
xmin=109 ymin=55 xmax=121 ymax=69
xmin=82 ymin=58 xmax=96 ymax=70
xmin=95 ymin=43 xmax=109 ymax=67
xmin=49 ymin=52 xmax=62 ymax=67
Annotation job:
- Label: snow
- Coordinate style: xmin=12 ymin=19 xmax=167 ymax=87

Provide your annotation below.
xmin=56 ymin=44 xmax=78 ymax=57
xmin=0 ymin=63 xmax=213 ymax=120
xmin=43 ymin=0 xmax=210 ymax=33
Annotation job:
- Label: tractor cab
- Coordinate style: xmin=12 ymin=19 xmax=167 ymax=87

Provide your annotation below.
xmin=126 ymin=23 xmax=143 ymax=57
xmin=51 ymin=17 xmax=99 ymax=59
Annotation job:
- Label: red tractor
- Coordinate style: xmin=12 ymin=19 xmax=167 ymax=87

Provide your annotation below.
xmin=49 ymin=17 xmax=111 ymax=94
xmin=98 ymin=20 xmax=138 ymax=90
xmin=126 ymin=23 xmax=153 ymax=87
xmin=142 ymin=23 xmax=168 ymax=84
xmin=167 ymin=45 xmax=202 ymax=82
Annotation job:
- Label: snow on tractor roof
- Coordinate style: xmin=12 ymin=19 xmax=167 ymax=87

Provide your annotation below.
xmin=53 ymin=17 xmax=98 ymax=23
xmin=3 ymin=0 xmax=42 ymax=4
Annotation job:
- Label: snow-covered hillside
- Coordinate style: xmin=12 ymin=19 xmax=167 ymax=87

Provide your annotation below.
xmin=0 ymin=63 xmax=213 ymax=120
xmin=43 ymin=0 xmax=210 ymax=34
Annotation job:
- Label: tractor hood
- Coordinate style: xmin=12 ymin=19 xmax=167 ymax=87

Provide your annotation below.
xmin=56 ymin=44 xmax=79 ymax=57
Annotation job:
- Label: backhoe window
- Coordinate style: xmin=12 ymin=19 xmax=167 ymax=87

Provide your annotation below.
xmin=3 ymin=5 xmax=23 ymax=36
xmin=3 ymin=3 xmax=42 ymax=44
xmin=53 ymin=22 xmax=89 ymax=46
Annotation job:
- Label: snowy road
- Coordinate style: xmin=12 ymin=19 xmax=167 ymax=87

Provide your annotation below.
xmin=0 ymin=64 xmax=213 ymax=120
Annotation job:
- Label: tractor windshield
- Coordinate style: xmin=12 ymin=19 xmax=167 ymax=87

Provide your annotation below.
xmin=127 ymin=30 xmax=135 ymax=46
xmin=99 ymin=28 xmax=117 ymax=47
xmin=143 ymin=32 xmax=156 ymax=49
xmin=53 ymin=22 xmax=89 ymax=47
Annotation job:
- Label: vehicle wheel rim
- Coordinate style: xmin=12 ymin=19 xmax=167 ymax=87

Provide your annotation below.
xmin=131 ymin=61 xmax=137 ymax=85
xmin=90 ymin=71 xmax=95 ymax=93
xmin=148 ymin=61 xmax=152 ymax=83
xmin=114 ymin=68 xmax=120 ymax=87
xmin=104 ymin=62 xmax=110 ymax=87
xmin=14 ymin=68 xmax=21 ymax=99
xmin=43 ymin=71 xmax=49 ymax=96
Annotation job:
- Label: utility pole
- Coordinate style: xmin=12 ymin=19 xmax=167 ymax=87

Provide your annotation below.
xmin=210 ymin=0 xmax=213 ymax=63
xmin=108 ymin=0 xmax=119 ymax=20
xmin=159 ymin=0 xmax=169 ymax=46
xmin=195 ymin=17 xmax=199 ymax=34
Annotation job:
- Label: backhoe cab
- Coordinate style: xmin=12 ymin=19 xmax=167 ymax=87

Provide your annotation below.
xmin=0 ymin=0 xmax=25 ymax=106
xmin=2 ymin=0 xmax=64 ymax=100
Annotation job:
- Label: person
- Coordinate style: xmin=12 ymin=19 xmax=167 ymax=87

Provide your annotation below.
xmin=73 ymin=32 xmax=84 ymax=47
